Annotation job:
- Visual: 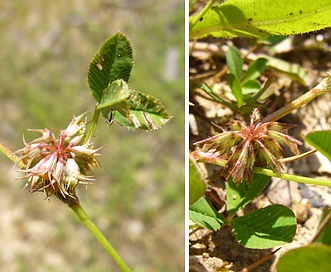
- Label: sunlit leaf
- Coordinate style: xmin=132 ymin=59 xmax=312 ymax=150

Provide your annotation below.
xmin=304 ymin=130 xmax=331 ymax=162
xmin=97 ymin=79 xmax=131 ymax=120
xmin=241 ymin=80 xmax=260 ymax=95
xmin=315 ymin=207 xmax=331 ymax=246
xmin=190 ymin=0 xmax=331 ymax=39
xmin=228 ymin=73 xmax=243 ymax=106
xmin=259 ymin=54 xmax=306 ymax=84
xmin=189 ymin=196 xmax=226 ymax=231
xmin=112 ymin=90 xmax=172 ymax=131
xmin=87 ymin=32 xmax=133 ymax=102
xmin=231 ymin=204 xmax=296 ymax=248
xmin=226 ymin=47 xmax=243 ymax=79
xmin=189 ymin=155 xmax=206 ymax=205
xmin=226 ymin=174 xmax=270 ymax=215
xmin=277 ymin=244 xmax=331 ymax=272
xmin=242 ymin=58 xmax=268 ymax=83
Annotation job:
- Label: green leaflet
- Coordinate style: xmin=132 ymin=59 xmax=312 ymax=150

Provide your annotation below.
xmin=304 ymin=130 xmax=331 ymax=162
xmin=226 ymin=47 xmax=242 ymax=79
xmin=190 ymin=0 xmax=331 ymax=39
xmin=189 ymin=156 xmax=206 ymax=205
xmin=315 ymin=207 xmax=331 ymax=246
xmin=277 ymin=244 xmax=331 ymax=271
xmin=189 ymin=196 xmax=226 ymax=231
xmin=110 ymin=90 xmax=172 ymax=131
xmin=231 ymin=204 xmax=296 ymax=249
xmin=226 ymin=174 xmax=270 ymax=215
xmin=97 ymin=79 xmax=131 ymax=119
xmin=87 ymin=32 xmax=133 ymax=102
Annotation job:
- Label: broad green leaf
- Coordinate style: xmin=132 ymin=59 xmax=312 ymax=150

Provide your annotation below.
xmin=97 ymin=79 xmax=131 ymax=119
xmin=112 ymin=90 xmax=172 ymax=131
xmin=226 ymin=47 xmax=243 ymax=79
xmin=226 ymin=174 xmax=270 ymax=215
xmin=242 ymin=58 xmax=268 ymax=83
xmin=227 ymin=73 xmax=242 ymax=106
xmin=277 ymin=244 xmax=331 ymax=272
xmin=87 ymin=32 xmax=133 ymax=102
xmin=315 ymin=207 xmax=331 ymax=246
xmin=190 ymin=0 xmax=331 ymax=39
xmin=189 ymin=156 xmax=206 ymax=205
xmin=304 ymin=130 xmax=331 ymax=162
xmin=189 ymin=196 xmax=226 ymax=231
xmin=231 ymin=204 xmax=296 ymax=248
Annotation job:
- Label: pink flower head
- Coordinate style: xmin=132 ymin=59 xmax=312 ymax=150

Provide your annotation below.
xmin=15 ymin=113 xmax=101 ymax=201
xmin=194 ymin=108 xmax=302 ymax=184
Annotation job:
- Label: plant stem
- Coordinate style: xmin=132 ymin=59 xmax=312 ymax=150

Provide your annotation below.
xmin=190 ymin=0 xmax=218 ymax=30
xmin=253 ymin=167 xmax=331 ymax=187
xmin=261 ymin=74 xmax=331 ymax=122
xmin=69 ymin=203 xmax=131 ymax=272
xmin=191 ymin=150 xmax=331 ymax=187
xmin=84 ymin=107 xmax=101 ymax=145
xmin=0 ymin=142 xmax=24 ymax=168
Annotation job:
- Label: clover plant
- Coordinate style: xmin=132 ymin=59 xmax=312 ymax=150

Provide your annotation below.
xmin=190 ymin=0 xmax=331 ymax=270
xmin=0 ymin=32 xmax=171 ymax=272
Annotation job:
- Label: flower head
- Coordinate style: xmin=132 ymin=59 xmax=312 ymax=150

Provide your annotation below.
xmin=15 ymin=113 xmax=101 ymax=202
xmin=194 ymin=108 xmax=302 ymax=184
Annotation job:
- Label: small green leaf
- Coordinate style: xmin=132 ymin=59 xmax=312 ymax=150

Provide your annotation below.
xmin=315 ymin=207 xmax=331 ymax=246
xmin=228 ymin=73 xmax=243 ymax=106
xmin=227 ymin=174 xmax=270 ymax=215
xmin=189 ymin=197 xmax=226 ymax=231
xmin=242 ymin=58 xmax=268 ymax=83
xmin=87 ymin=32 xmax=133 ymax=102
xmin=112 ymin=90 xmax=172 ymax=131
xmin=97 ymin=79 xmax=131 ymax=119
xmin=304 ymin=130 xmax=331 ymax=162
xmin=190 ymin=0 xmax=331 ymax=39
xmin=189 ymin=156 xmax=206 ymax=205
xmin=260 ymin=54 xmax=306 ymax=84
xmin=201 ymin=83 xmax=239 ymax=112
xmin=241 ymin=80 xmax=261 ymax=95
xmin=231 ymin=204 xmax=296 ymax=249
xmin=226 ymin=47 xmax=243 ymax=79
xmin=277 ymin=244 xmax=331 ymax=272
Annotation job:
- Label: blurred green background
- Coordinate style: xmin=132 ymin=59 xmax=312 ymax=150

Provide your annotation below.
xmin=0 ymin=0 xmax=184 ymax=271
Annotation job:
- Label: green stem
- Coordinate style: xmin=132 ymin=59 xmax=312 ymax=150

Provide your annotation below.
xmin=261 ymin=74 xmax=331 ymax=122
xmin=191 ymin=150 xmax=331 ymax=187
xmin=84 ymin=107 xmax=101 ymax=145
xmin=0 ymin=142 xmax=24 ymax=168
xmin=254 ymin=167 xmax=331 ymax=187
xmin=69 ymin=203 xmax=131 ymax=272
xmin=190 ymin=0 xmax=218 ymax=30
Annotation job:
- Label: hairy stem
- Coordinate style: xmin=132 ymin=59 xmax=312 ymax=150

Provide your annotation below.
xmin=191 ymin=150 xmax=331 ymax=187
xmin=84 ymin=107 xmax=101 ymax=145
xmin=254 ymin=167 xmax=331 ymax=187
xmin=261 ymin=74 xmax=331 ymax=122
xmin=0 ymin=142 xmax=24 ymax=168
xmin=69 ymin=203 xmax=131 ymax=272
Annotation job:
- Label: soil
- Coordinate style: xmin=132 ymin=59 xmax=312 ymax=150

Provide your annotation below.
xmin=189 ymin=29 xmax=331 ymax=271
